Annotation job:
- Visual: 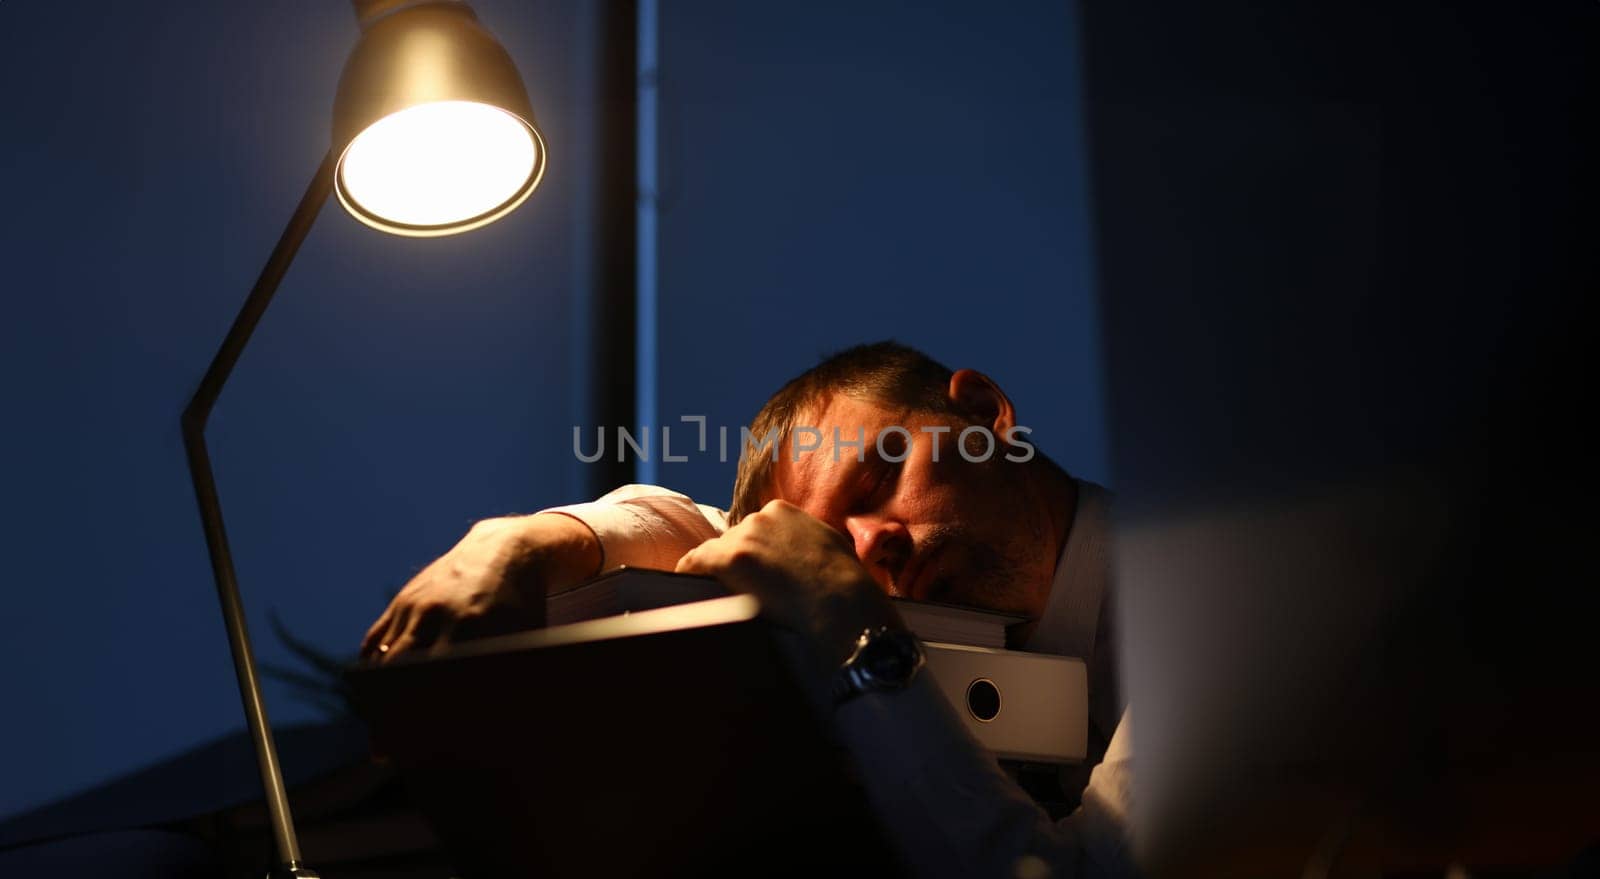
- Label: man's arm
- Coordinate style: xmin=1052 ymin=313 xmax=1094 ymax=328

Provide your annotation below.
xmin=362 ymin=485 xmax=726 ymax=660
xmin=836 ymin=681 xmax=1136 ymax=878
xmin=676 ymin=499 xmax=1138 ymax=877
xmin=543 ymin=484 xmax=727 ymax=574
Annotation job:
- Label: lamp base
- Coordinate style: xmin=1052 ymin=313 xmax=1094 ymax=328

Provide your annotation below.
xmin=268 ymin=864 xmax=321 ymax=879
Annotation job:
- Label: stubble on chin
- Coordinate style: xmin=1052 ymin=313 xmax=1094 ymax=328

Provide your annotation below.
xmin=923 ymin=529 xmax=1030 ymax=614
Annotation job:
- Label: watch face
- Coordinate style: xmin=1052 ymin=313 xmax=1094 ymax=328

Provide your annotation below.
xmin=860 ymin=631 xmax=919 ymax=686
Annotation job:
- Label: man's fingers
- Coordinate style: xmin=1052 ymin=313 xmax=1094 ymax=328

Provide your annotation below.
xmin=380 ymin=631 xmax=418 ymax=663
xmin=676 ymin=541 xmax=723 ymax=574
xmin=674 ymin=546 xmax=698 ymax=573
xmin=370 ymin=603 xmax=413 ymax=662
xmin=361 ymin=608 xmax=393 ymax=658
xmin=373 ymin=602 xmax=466 ymax=662
xmin=408 ymin=605 xmax=447 ymax=652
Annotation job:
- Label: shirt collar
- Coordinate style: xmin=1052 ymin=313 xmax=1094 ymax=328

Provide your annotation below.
xmin=1021 ymin=479 xmax=1112 ymax=659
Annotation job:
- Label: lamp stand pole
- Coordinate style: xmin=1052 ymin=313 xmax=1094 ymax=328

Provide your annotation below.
xmin=181 ymin=152 xmax=335 ymax=879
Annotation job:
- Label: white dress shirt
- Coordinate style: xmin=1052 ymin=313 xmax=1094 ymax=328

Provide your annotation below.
xmin=546 ymin=483 xmax=1137 ymax=877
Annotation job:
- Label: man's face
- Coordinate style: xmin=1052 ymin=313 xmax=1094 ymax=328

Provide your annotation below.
xmin=769 ymin=394 xmax=1054 ymax=615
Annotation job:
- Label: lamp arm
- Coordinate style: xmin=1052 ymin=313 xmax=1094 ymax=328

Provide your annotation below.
xmin=180 ymin=151 xmax=335 ymax=879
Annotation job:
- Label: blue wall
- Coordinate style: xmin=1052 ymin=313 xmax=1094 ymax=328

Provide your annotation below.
xmin=650 ymin=0 xmax=1107 ymax=505
xmin=0 ymin=0 xmax=1103 ymax=822
xmin=0 ymin=0 xmax=593 ymax=820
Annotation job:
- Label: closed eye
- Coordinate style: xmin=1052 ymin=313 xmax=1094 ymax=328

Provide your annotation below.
xmin=861 ymin=430 xmax=908 ymax=506
xmin=858 ymin=455 xmax=901 ymax=508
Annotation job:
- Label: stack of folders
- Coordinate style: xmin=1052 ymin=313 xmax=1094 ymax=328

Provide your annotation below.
xmin=548 ymin=567 xmax=1088 ymax=763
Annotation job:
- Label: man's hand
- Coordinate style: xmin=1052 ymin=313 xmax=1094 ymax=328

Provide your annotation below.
xmin=675 ymin=500 xmax=900 ymax=674
xmin=361 ymin=513 xmax=600 ymax=662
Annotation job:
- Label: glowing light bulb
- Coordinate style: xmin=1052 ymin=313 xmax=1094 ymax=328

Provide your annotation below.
xmin=337 ymin=100 xmax=540 ymax=232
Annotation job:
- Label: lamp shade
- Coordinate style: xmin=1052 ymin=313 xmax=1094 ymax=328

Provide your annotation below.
xmin=332 ymin=2 xmax=546 ymax=237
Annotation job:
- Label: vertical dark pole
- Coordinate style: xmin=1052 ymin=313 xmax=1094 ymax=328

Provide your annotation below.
xmin=182 ymin=153 xmax=335 ymax=879
xmin=588 ymin=0 xmax=639 ymax=497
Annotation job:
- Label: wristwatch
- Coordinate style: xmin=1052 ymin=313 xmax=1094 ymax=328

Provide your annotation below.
xmin=831 ymin=626 xmax=926 ymax=706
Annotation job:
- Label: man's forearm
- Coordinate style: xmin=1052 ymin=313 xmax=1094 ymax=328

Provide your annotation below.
xmin=364 ymin=486 xmax=724 ymax=659
xmin=834 ymin=679 xmax=1136 ymax=878
xmin=513 ymin=512 xmax=604 ymax=596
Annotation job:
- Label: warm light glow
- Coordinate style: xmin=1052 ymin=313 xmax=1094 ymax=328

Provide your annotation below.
xmin=338 ymin=100 xmax=539 ymax=231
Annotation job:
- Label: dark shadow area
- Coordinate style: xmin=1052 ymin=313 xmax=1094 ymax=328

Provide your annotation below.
xmin=1081 ymin=0 xmax=1598 ymax=873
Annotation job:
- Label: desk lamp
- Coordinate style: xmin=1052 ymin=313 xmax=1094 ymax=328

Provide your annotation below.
xmin=180 ymin=2 xmax=546 ymax=875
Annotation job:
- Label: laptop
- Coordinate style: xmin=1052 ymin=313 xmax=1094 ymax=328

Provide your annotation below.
xmin=345 ymin=595 xmax=903 ymax=878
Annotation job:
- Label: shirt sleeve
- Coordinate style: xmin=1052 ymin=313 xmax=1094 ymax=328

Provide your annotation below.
xmin=541 ymin=483 xmax=728 ymax=573
xmin=834 ymin=678 xmax=1137 ymax=879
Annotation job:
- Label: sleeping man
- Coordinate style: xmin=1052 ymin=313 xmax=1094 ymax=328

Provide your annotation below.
xmin=361 ymin=341 xmax=1136 ymax=877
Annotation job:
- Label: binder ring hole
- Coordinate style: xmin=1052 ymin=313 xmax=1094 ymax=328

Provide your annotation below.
xmin=966 ymin=678 xmax=1001 ymax=722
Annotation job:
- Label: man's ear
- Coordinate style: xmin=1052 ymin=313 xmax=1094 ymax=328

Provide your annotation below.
xmin=948 ymin=369 xmax=1016 ymax=436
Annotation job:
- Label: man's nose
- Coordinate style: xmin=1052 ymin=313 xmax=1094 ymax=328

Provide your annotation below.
xmin=845 ymin=516 xmax=912 ymax=595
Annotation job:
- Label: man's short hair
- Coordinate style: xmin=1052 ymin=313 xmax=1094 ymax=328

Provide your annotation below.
xmin=728 ymin=341 xmax=965 ymax=523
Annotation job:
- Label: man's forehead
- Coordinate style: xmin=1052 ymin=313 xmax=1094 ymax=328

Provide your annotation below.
xmin=770 ymin=394 xmax=910 ymax=510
